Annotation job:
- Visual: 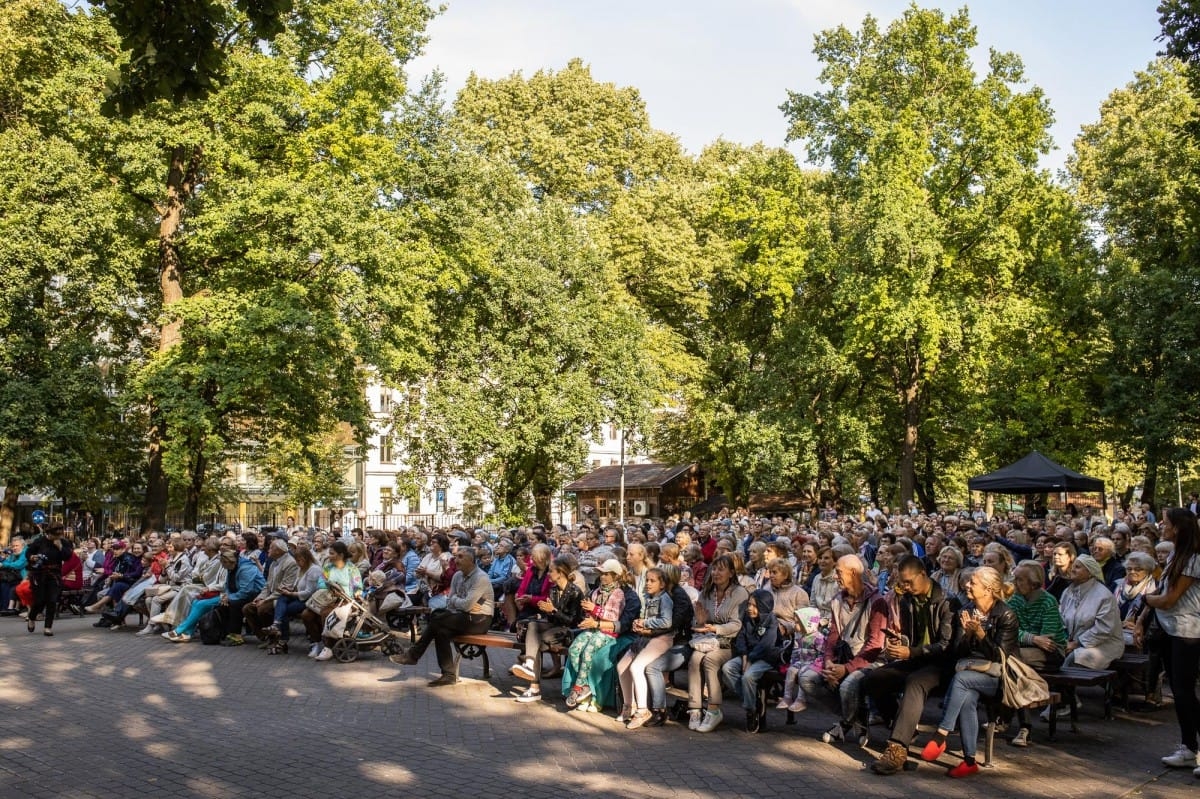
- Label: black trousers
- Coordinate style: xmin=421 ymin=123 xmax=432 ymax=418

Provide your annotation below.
xmin=411 ymin=609 xmax=492 ymax=676
xmin=29 ymin=573 xmax=63 ymax=629
xmin=862 ymin=660 xmax=946 ymax=745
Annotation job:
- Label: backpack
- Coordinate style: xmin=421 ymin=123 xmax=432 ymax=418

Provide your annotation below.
xmin=198 ymin=606 xmax=227 ymax=645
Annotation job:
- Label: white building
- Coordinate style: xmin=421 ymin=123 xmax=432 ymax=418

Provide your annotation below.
xmin=353 ymin=384 xmax=652 ymax=529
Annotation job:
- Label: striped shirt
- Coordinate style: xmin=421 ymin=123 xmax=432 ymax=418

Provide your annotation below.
xmin=1009 ymin=590 xmax=1067 ymax=647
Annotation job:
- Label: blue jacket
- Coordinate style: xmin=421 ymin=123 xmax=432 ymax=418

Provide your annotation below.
xmin=226 ymin=556 xmax=266 ymax=602
xmin=488 ymin=553 xmax=516 ymax=588
xmin=1 ymin=548 xmax=27 ymax=578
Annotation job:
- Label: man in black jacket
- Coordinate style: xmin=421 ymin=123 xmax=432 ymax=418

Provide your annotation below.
xmin=863 ymin=555 xmax=957 ymax=775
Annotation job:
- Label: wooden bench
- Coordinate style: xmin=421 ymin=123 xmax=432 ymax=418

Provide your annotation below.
xmin=1041 ymin=667 xmax=1117 ymax=737
xmin=451 ymin=631 xmax=521 ymax=678
xmin=451 ymin=629 xmax=574 ymax=680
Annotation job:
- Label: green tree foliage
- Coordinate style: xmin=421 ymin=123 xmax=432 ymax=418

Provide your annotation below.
xmin=393 ymin=199 xmax=656 ymax=523
xmin=1071 ymin=58 xmax=1200 ymax=507
xmin=0 ymin=0 xmax=143 ymax=543
xmin=94 ymin=0 xmax=295 ymax=114
xmin=780 ymin=5 xmax=1093 ymax=507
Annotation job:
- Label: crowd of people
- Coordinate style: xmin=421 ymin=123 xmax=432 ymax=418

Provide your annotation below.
xmin=1 ymin=500 xmax=1197 ymax=780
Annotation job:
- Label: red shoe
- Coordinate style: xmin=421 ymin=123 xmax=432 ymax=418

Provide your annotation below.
xmin=920 ymin=739 xmax=946 ymax=761
xmin=947 ymin=761 xmax=980 ymax=778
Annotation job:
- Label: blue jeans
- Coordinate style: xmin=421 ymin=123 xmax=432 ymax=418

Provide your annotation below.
xmin=721 ymin=658 xmax=776 ymax=711
xmin=645 ymin=645 xmax=687 ymax=710
xmin=798 ymin=665 xmax=876 ymax=726
xmin=176 ymin=596 xmax=221 ymax=636
xmin=939 ymin=669 xmax=1000 ymax=758
xmin=273 ymin=597 xmax=306 ymax=639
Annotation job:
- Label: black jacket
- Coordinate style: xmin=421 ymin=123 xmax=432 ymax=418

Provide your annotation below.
xmin=546 ymin=581 xmax=584 ymax=628
xmin=892 ymin=580 xmax=956 ymax=664
xmin=952 ymin=600 xmax=1020 ymax=663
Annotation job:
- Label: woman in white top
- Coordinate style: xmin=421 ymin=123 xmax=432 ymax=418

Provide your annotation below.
xmin=1138 ymin=508 xmax=1200 ymax=772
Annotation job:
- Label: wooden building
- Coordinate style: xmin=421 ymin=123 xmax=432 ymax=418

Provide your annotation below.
xmin=565 ymin=463 xmax=705 ymax=522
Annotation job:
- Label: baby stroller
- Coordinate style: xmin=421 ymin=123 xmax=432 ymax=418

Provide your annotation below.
xmin=322 ymin=582 xmax=409 ymax=663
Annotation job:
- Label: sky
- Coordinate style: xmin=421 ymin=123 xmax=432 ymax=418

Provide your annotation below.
xmin=405 ymin=0 xmax=1165 ymax=175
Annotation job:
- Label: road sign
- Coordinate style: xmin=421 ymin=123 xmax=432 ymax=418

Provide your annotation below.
xmin=31 ymin=509 xmax=46 ymax=524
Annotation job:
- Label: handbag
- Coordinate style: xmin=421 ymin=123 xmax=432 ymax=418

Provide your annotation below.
xmin=998 ymin=648 xmax=1050 ymax=708
xmin=305 ymin=588 xmax=334 ymax=613
xmin=689 ymin=633 xmax=720 ymax=653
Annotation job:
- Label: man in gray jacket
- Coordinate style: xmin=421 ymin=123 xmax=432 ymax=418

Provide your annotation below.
xmin=390 ymin=546 xmax=494 ymax=686
xmin=243 ymin=538 xmax=299 ymax=641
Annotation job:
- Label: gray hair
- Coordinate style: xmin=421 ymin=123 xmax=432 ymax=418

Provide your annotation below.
xmin=1123 ymin=551 xmax=1156 ymax=573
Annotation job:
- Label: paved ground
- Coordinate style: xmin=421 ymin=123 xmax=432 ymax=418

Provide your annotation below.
xmin=0 ymin=614 xmax=1197 ymax=799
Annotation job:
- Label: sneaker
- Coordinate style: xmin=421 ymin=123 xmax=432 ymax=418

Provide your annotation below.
xmin=1162 ymin=744 xmax=1199 ymax=768
xmin=947 ymin=761 xmax=980 ymax=779
xmin=308 ymin=643 xmax=322 ymax=658
xmin=616 ymin=706 xmax=632 ymax=724
xmin=515 ymin=688 xmax=542 ymax=704
xmin=1010 ymin=728 xmax=1031 ymax=747
xmin=626 ymin=710 xmax=653 ymax=730
xmin=574 ymin=686 xmax=592 ymax=706
xmin=643 ymin=710 xmax=666 ymax=728
xmin=149 ymin=613 xmax=168 ymax=625
xmin=872 ymin=741 xmax=908 ymax=775
xmin=168 ymin=633 xmax=192 ymax=643
xmin=220 ymin=634 xmax=244 ymax=647
xmin=511 ymin=660 xmax=536 ymax=681
xmin=136 ymin=626 xmax=156 ymax=637
xmin=314 ymin=646 xmax=333 ymax=661
xmin=161 ymin=630 xmax=176 ymax=640
xmin=821 ymin=723 xmax=846 ymax=744
xmin=581 ymin=700 xmax=599 ymax=713
xmin=775 ymin=699 xmax=790 ymax=710
xmin=565 ymin=686 xmax=586 ymax=708
xmin=920 ymin=738 xmax=947 ymax=761
xmin=687 ymin=709 xmax=703 ymax=730
xmin=388 ymin=650 xmax=418 ymax=666
xmin=696 ymin=708 xmax=723 ymax=733
xmin=787 ymin=699 xmax=808 ymax=713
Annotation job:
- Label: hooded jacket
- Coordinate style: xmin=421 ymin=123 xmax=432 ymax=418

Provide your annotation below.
xmin=732 ymin=589 xmax=780 ymax=662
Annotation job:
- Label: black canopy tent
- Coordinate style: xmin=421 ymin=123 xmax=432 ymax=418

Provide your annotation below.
xmin=968 ymin=451 xmax=1105 ymax=512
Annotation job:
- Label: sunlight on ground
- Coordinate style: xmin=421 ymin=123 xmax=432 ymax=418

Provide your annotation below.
xmin=0 ymin=678 xmax=37 ymax=704
xmin=358 ymin=761 xmax=413 ymax=786
xmin=118 ymin=712 xmax=156 ymax=740
xmin=171 ymin=661 xmax=223 ymax=699
xmin=145 ymin=742 xmax=179 ymax=759
xmin=0 ymin=736 xmax=34 ymax=750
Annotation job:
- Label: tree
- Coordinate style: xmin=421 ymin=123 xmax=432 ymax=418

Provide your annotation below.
xmin=781 ymin=5 xmax=1072 ymax=507
xmin=393 ymin=199 xmax=656 ymax=523
xmin=0 ymin=0 xmax=143 ymax=544
xmin=1071 ymin=58 xmax=1200 ymax=509
xmin=98 ymin=0 xmax=438 ymax=529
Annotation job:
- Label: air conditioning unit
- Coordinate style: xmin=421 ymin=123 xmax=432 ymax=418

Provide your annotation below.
xmin=632 ymin=500 xmax=648 ymax=516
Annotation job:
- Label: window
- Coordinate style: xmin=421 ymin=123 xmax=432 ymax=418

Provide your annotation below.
xmin=609 ymin=424 xmax=618 ymax=441
xmin=380 ymin=487 xmax=393 ymax=514
xmin=597 ymin=498 xmax=609 ymax=518
xmin=592 ymin=459 xmax=601 ymax=468
xmin=405 ymin=486 xmax=421 ymax=514
xmin=436 ymin=488 xmax=446 ymax=513
xmin=379 ymin=435 xmax=394 ymax=464
xmin=380 ymin=391 xmax=393 ymax=413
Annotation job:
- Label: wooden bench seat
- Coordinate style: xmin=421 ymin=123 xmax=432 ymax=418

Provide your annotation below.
xmin=1042 ymin=667 xmax=1117 ymax=736
xmin=452 ymin=632 xmax=521 ymax=678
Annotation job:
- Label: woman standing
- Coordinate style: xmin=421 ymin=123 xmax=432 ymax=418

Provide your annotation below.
xmin=1138 ymin=508 xmax=1200 ymax=773
xmin=23 ymin=525 xmax=74 ymax=635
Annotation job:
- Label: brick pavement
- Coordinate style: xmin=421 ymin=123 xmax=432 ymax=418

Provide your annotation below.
xmin=0 ymin=615 xmax=1196 ymax=799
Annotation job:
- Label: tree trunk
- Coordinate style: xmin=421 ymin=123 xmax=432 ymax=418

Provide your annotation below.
xmin=141 ymin=144 xmax=201 ymax=533
xmin=184 ymin=448 xmax=207 ymax=530
xmin=1140 ymin=447 xmax=1160 ymax=513
xmin=0 ymin=482 xmax=18 ymax=546
xmin=899 ymin=382 xmax=921 ymax=507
